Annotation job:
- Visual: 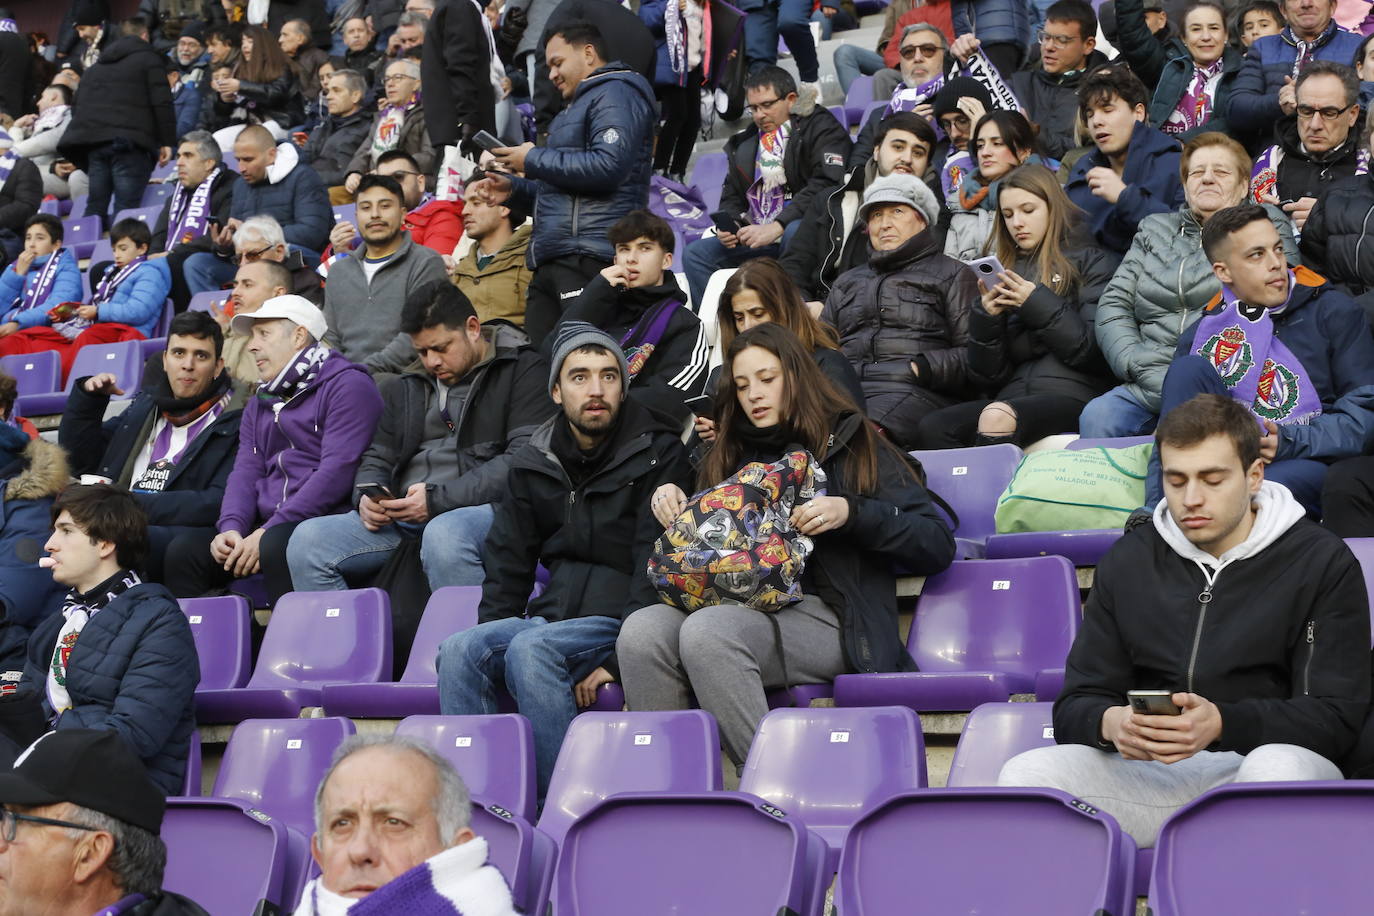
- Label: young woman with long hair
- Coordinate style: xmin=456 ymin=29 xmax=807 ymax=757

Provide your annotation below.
xmin=617 ymin=322 xmax=955 ymax=766
xmin=205 ymin=24 xmax=305 ymax=134
xmin=917 ymin=163 xmax=1120 ymax=447
xmin=945 ymin=110 xmax=1042 ymax=260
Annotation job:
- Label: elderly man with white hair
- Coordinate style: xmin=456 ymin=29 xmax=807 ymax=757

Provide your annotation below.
xmin=293 ymin=734 xmax=518 ymax=915
xmin=343 ymin=58 xmax=435 ymax=195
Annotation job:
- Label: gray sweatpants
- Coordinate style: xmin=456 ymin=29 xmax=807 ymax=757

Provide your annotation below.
xmin=998 ymin=742 xmax=1342 ymax=847
xmin=617 ymin=596 xmax=848 ymax=765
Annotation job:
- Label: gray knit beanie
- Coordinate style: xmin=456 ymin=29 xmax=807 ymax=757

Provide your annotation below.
xmin=548 ymin=320 xmax=630 ymax=394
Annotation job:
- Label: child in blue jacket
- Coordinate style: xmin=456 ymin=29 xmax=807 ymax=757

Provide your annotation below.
xmin=0 ymin=214 xmax=82 ymax=334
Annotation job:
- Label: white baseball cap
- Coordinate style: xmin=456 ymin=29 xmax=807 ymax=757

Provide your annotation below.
xmin=230 ymin=294 xmax=328 ymax=341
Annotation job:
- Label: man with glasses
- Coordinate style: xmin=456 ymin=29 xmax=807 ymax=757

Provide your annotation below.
xmin=227 ymin=216 xmax=325 ymax=305
xmin=831 ymin=0 xmax=948 ymax=96
xmin=0 ymin=729 xmax=209 ymax=914
xmin=343 ymin=59 xmax=435 ymax=196
xmin=682 ymin=65 xmax=850 ymax=306
xmin=1250 ymin=61 xmax=1362 ymax=233
xmin=867 ymin=23 xmax=951 ymax=119
xmin=148 ymin=130 xmax=240 ymax=309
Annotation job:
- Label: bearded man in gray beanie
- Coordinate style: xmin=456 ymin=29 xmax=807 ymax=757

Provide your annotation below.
xmin=436 ymin=320 xmax=690 ymax=802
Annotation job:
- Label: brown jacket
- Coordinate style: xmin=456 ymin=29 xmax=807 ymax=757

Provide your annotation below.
xmin=452 ymin=224 xmax=533 ymax=327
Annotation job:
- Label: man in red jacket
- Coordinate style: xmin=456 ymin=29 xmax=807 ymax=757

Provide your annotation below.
xmin=326 ymin=150 xmax=464 ymax=266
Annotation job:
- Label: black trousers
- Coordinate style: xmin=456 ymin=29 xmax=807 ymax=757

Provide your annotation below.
xmin=524 ymin=254 xmax=609 ymax=350
xmin=913 ymin=394 xmax=1090 ymax=449
xmin=655 ymin=67 xmax=704 ymax=176
xmin=161 ymin=521 xmax=300 ymax=605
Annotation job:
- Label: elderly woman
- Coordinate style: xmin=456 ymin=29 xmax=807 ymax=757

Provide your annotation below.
xmin=1080 ymin=132 xmax=1298 ymax=437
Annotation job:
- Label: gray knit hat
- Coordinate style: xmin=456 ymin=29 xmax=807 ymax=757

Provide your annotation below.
xmin=859 ymin=173 xmax=941 ymax=230
xmin=548 ymin=320 xmax=630 ymax=394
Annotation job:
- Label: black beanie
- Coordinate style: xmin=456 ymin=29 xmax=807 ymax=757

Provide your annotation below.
xmin=931 ymin=77 xmax=995 ymax=121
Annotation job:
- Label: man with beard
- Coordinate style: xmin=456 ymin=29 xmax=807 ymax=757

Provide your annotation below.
xmin=58 ymin=311 xmax=243 ymax=584
xmin=436 ymin=322 xmax=688 ymax=802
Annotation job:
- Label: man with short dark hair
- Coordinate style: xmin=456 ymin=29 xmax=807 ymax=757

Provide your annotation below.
xmin=1066 ymin=64 xmax=1186 ymax=254
xmin=326 ymin=150 xmax=463 ymax=260
xmin=0 ymin=729 xmax=210 ymax=913
xmin=341 ymin=17 xmax=383 ymax=85
xmin=452 ymin=179 xmax=532 ymax=326
xmin=60 ymin=310 xmax=244 ymax=582
xmin=1000 ymin=392 xmax=1370 ymax=848
xmin=682 ymin=65 xmax=851 ymax=306
xmin=153 ymin=130 xmax=240 ymax=308
xmin=323 ymin=173 xmax=448 ymax=374
xmin=299 ymin=69 xmax=371 ymax=194
xmin=289 ymin=280 xmax=554 ymax=592
xmin=279 ymin=18 xmax=330 ymax=104
xmin=437 ymin=322 xmax=689 ymax=800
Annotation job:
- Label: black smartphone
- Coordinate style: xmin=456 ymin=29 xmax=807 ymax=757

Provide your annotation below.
xmin=1127 ymin=689 xmax=1182 ymax=716
xmin=472 ymin=129 xmax=505 ymax=153
xmin=356 ymin=483 xmax=394 ymax=502
xmin=684 ymin=394 xmax=715 ymax=419
xmin=711 ymin=210 xmax=745 ymax=235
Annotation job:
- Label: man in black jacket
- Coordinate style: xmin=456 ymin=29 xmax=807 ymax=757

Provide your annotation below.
xmin=299 ymin=68 xmax=372 ymax=196
xmin=681 ymin=65 xmax=851 ymax=306
xmin=287 ymin=279 xmax=555 ymax=592
xmin=0 ymin=131 xmax=42 ymax=267
xmin=1003 ymin=0 xmax=1109 ymax=161
xmin=1000 ymin=394 xmax=1371 ymax=847
xmin=153 ymin=130 xmax=239 ymax=309
xmin=58 ymin=16 xmax=175 ymax=230
xmin=420 ymin=0 xmax=497 ymax=149
xmin=436 ymin=321 xmax=689 ymax=799
xmin=58 ymin=311 xmax=243 ymax=584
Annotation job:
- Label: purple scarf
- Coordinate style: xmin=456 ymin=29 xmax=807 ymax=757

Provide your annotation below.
xmin=1192 ymin=272 xmax=1323 ymax=425
xmin=886 ymin=73 xmax=944 ymax=116
xmin=93 ymin=257 xmax=147 ymax=306
xmin=0 ymin=151 xmax=17 ymax=193
xmin=746 ymin=122 xmax=790 ymax=224
xmin=1164 ymin=58 xmax=1224 ymax=136
xmin=8 ymin=250 xmax=65 ymax=318
xmin=165 ymin=166 xmax=221 ymax=251
xmin=620 ymin=297 xmax=684 ymax=381
xmin=1250 ymin=144 xmax=1283 ymax=204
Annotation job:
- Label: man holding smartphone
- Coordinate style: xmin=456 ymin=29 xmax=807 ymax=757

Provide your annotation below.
xmin=999 ymin=393 xmax=1371 ymax=847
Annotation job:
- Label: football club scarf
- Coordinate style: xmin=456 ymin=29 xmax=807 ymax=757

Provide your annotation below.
xmin=0 ymin=19 xmax=17 ymax=32
xmin=53 ymin=257 xmax=146 ymax=339
xmin=47 ymin=570 xmax=142 ymax=716
xmin=259 ymin=343 xmax=329 ymax=401
xmin=747 ymin=120 xmax=791 ymax=224
xmin=371 ymin=91 xmax=421 ymax=161
xmin=1192 ymin=271 xmax=1322 ymax=425
xmin=7 ymin=249 xmax=66 ymax=318
xmin=165 ymin=166 xmax=221 ymax=250
xmin=1163 ymin=58 xmax=1224 ymax=136
xmin=32 ymin=103 xmax=70 ymax=133
xmin=620 ymin=297 xmax=684 ymax=381
xmin=886 ymin=73 xmax=944 ymax=116
xmin=1249 ymin=144 xmax=1283 ymax=204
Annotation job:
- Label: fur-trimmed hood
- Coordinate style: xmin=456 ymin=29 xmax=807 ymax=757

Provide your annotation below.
xmin=5 ymin=438 xmax=70 ymax=501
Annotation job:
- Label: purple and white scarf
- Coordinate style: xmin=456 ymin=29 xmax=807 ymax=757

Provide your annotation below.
xmin=746 ymin=121 xmax=791 ymax=224
xmin=371 ymin=91 xmax=421 ymax=161
xmin=260 ymin=343 xmax=330 ymax=401
xmin=1163 ymin=58 xmax=1224 ymax=136
xmin=1192 ymin=271 xmax=1323 ymax=426
xmin=32 ymin=104 xmax=70 ymax=133
xmin=1249 ymin=144 xmax=1283 ymax=204
xmin=165 ymin=166 xmax=221 ymax=251
xmin=47 ymin=570 xmax=142 ymax=716
xmin=54 ymin=256 xmax=146 ymax=339
xmin=0 ymin=19 xmax=17 ymax=32
xmin=886 ymin=73 xmax=944 ymax=116
xmin=6 ymin=249 xmax=66 ymax=319
xmin=0 ymin=149 xmax=17 ymax=193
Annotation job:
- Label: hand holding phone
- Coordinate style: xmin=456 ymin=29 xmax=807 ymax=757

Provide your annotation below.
xmin=711 ymin=210 xmax=745 ymax=236
xmin=684 ymin=394 xmax=715 ymax=419
xmin=1127 ymin=689 xmax=1182 ymax=716
xmin=356 ymin=483 xmax=395 ymax=503
xmin=472 ymin=130 xmax=505 ymax=153
xmin=966 ymin=255 xmax=1006 ymax=282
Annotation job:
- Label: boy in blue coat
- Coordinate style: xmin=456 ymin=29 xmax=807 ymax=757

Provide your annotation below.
xmin=0 ymin=215 xmax=82 ymax=336
xmin=0 ymin=218 xmax=172 ymax=380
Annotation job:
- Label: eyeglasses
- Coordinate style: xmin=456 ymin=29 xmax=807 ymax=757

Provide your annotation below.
xmin=0 ymin=808 xmax=99 ymax=844
xmin=1037 ymin=29 xmax=1079 ymax=46
xmin=383 ymin=73 xmax=416 ymax=84
xmin=899 ymin=43 xmax=942 ymax=60
xmin=236 ymin=245 xmax=271 ymax=264
xmin=939 ymin=114 xmax=972 ymax=130
xmin=1295 ymin=103 xmax=1354 ymax=121
xmin=745 ymin=97 xmax=786 ymax=115
xmin=380 ymin=169 xmax=420 ymax=180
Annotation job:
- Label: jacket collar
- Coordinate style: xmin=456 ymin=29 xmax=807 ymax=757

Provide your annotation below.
xmin=868 ymin=228 xmax=939 ymax=272
xmin=1282 ymin=20 xmax=1343 ymax=48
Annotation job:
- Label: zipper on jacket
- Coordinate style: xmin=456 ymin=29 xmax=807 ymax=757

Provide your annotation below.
xmin=1303 ymin=619 xmax=1315 ymax=696
xmin=1185 ymin=580 xmax=1214 ymax=694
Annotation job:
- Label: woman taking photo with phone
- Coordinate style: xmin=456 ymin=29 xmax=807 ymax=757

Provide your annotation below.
xmin=945 ymin=110 xmax=1043 ymax=261
xmin=917 ymin=163 xmax=1119 ymax=448
xmin=617 ymin=322 xmax=955 ymax=767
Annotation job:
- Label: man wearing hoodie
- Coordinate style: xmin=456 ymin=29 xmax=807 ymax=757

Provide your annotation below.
xmin=558 ymin=210 xmax=709 ymax=425
xmin=162 ymin=296 xmax=383 ymax=602
xmin=999 ymin=391 xmax=1371 ymax=848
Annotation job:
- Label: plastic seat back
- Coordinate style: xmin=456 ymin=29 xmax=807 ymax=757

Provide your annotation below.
xmin=180 ymin=595 xmax=252 ymax=690
xmin=947 ymin=702 xmax=1056 ymax=787
xmin=247 ymin=588 xmax=392 ymax=690
xmin=397 ymin=714 xmax=536 ymax=822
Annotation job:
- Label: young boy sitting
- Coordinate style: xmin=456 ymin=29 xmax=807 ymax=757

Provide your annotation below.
xmin=0 ymin=215 xmax=82 ymax=338
xmin=0 ymin=219 xmax=173 ymax=378
xmin=556 ymin=210 xmax=709 ymax=424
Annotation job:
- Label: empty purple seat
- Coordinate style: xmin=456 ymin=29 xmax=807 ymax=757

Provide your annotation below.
xmin=836 ymin=788 xmax=1136 ymax=916
xmin=946 ymin=702 xmax=1055 ymax=787
xmin=1150 ymin=782 xmax=1374 ymax=915
xmin=180 ymin=595 xmax=252 ymax=690
xmin=396 ymin=714 xmax=537 ymax=822
xmin=321 ymin=586 xmax=480 ymax=717
xmin=0 ymin=351 xmax=60 ymax=398
xmin=142 ymin=182 xmax=174 ymax=206
xmin=739 ymin=706 xmax=926 ymax=872
xmin=140 ymin=336 xmax=167 ymax=361
xmin=555 ymin=792 xmax=828 ymax=916
xmin=689 ymin=151 xmax=727 ymax=213
xmin=844 ymin=75 xmax=875 ymax=125
xmin=537 ymin=710 xmax=723 ymax=846
xmin=827 ymin=105 xmax=848 ymax=131
xmin=162 ymin=797 xmax=292 ymax=913
xmin=63 ymin=215 xmax=100 ymax=259
xmin=16 ymin=340 xmax=144 ymax=417
xmin=67 ymin=194 xmax=86 ymax=219
xmin=195 ymin=588 xmax=392 ymax=723
xmin=832 ymin=556 xmax=1079 ymax=712
xmin=984 ymin=528 xmax=1124 ymax=565
xmin=1066 ymin=436 xmax=1153 ymax=450
xmin=149 ymin=162 xmax=176 ymax=182
xmin=471 ymin=800 xmax=555 ymax=916
xmin=39 ymin=197 xmax=60 ymax=216
xmin=87 ymin=237 xmax=113 ymax=266
xmin=911 ymin=444 xmax=1022 ymax=557
xmin=113 ymin=204 xmax=162 ymax=226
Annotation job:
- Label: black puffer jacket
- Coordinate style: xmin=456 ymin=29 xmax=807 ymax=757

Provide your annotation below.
xmin=822 ymin=229 xmax=979 ymax=398
xmin=966 ymin=242 xmax=1120 ymax=402
xmin=1302 ymin=170 xmax=1374 ymax=312
xmin=58 ymin=35 xmax=177 ymax=165
xmin=1008 ymin=50 xmax=1110 ymax=161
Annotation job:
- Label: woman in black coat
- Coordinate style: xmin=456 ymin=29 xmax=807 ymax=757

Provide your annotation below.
xmin=916 ymin=164 xmax=1120 ymax=448
xmin=203 ymin=24 xmax=305 ymax=132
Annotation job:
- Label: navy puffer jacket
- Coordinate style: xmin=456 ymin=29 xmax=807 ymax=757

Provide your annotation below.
xmin=1226 ymin=23 xmax=1365 ymax=138
xmin=952 ymin=0 xmax=1031 ymax=50
xmin=511 ymin=62 xmax=657 ymax=268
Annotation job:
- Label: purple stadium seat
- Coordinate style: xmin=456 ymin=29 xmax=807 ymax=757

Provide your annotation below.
xmin=828 ymin=105 xmax=849 ymax=131
xmin=554 ymin=792 xmax=828 ymax=916
xmin=911 ymin=444 xmax=1022 ymax=557
xmin=595 ymin=681 xmax=824 ymax=713
xmin=0 ymin=352 xmax=60 ymax=397
xmin=320 ymin=585 xmax=480 ymax=717
xmin=183 ymin=731 xmax=202 ymax=796
xmin=946 ymin=701 xmax=1055 ymax=787
xmin=1343 ymin=538 xmax=1374 ymax=642
xmin=396 ymin=714 xmax=537 ymax=822
xmin=63 ymin=215 xmax=101 ymax=259
xmin=1150 ymin=782 xmax=1374 ymax=915
xmin=113 ymin=205 xmax=162 ymax=227
xmin=471 ymin=800 xmax=555 ymax=915
xmin=162 ymin=797 xmax=292 ymax=913
xmin=689 ymin=151 xmax=727 ymax=214
xmin=1034 ymin=668 xmax=1065 ymax=701
xmin=194 ymin=588 xmax=392 ymax=723
xmin=1066 ymin=436 xmax=1153 ymax=450
xmin=67 ymin=194 xmax=86 ymax=219
xmin=16 ymin=340 xmax=144 ymax=417
xmin=180 ymin=595 xmax=252 ymax=690
xmin=140 ymin=336 xmax=166 ymax=361
xmin=39 ymin=197 xmax=61 ymax=216
xmin=983 ymin=528 xmax=1124 ymax=565
xmin=187 ymin=290 xmax=224 ymax=314
xmin=835 ymin=788 xmax=1136 ymax=916
xmin=150 ymin=161 xmax=176 ymax=182
xmin=739 ymin=705 xmax=926 ymax=871
xmin=844 ymin=75 xmax=875 ymax=125
xmin=87 ymin=237 xmax=113 ymax=267
xmin=832 ymin=556 xmax=1079 ymax=712
xmin=153 ymin=299 xmax=174 ymax=337
xmin=142 ymin=182 xmax=174 ymax=206
xmin=537 ymin=710 xmax=724 ymax=846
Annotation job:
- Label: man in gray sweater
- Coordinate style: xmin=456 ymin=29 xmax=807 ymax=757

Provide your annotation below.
xmin=322 ymin=174 xmax=448 ymax=374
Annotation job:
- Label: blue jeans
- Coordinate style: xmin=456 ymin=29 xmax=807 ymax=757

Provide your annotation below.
xmin=286 ymin=505 xmax=494 ymax=591
xmin=1078 ymin=385 xmax=1160 ymax=438
xmin=833 ymin=44 xmax=885 ymax=93
xmin=811 ymin=6 xmax=856 ymax=40
xmin=739 ymin=0 xmax=819 ymax=82
xmin=437 ymin=615 xmax=623 ymax=798
xmin=86 ymin=141 xmax=155 ymax=229
xmin=684 ymin=220 xmax=802 ymax=306
xmin=183 ymin=243 xmax=323 ymax=297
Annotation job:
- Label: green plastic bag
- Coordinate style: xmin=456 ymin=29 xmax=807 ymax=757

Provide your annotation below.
xmin=994 ymin=444 xmax=1153 ymax=533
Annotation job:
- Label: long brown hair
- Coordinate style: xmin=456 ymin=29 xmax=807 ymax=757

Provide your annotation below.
xmin=702 ymin=323 xmax=891 ymax=495
xmin=717 ymin=259 xmax=840 ymax=353
xmin=236 ymin=24 xmax=294 ymax=84
xmin=990 ymin=163 xmax=1082 ymax=296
